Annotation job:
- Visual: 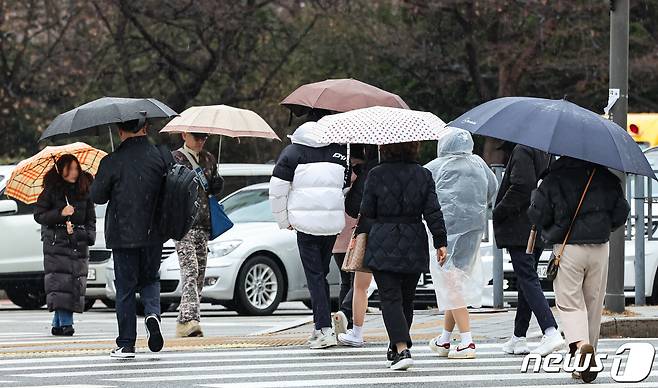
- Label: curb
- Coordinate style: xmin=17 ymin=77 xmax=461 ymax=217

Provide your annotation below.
xmin=600 ymin=318 xmax=658 ymax=338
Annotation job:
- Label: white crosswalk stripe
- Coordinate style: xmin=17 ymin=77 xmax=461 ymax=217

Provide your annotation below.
xmin=0 ymin=338 xmax=656 ymax=387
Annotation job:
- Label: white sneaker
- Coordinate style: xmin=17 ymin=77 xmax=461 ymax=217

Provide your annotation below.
xmin=307 ymin=329 xmax=320 ymax=344
xmin=531 ymin=332 xmax=565 ymax=356
xmin=338 ymin=329 xmax=364 ymax=347
xmin=428 ymin=337 xmax=450 ymax=357
xmin=448 ymin=343 xmax=476 ymax=359
xmin=332 ymin=311 xmax=348 ymax=336
xmin=309 ymin=327 xmax=337 ymax=349
xmin=502 ymin=337 xmax=530 ymax=355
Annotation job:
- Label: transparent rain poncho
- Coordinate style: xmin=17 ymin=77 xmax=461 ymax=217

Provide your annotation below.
xmin=425 ymin=128 xmax=498 ymax=310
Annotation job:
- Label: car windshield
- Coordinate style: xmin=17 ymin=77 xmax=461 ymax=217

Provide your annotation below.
xmin=221 ymin=188 xmax=274 ymax=223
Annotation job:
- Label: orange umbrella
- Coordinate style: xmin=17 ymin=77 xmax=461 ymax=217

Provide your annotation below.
xmin=6 ymin=142 xmax=107 ymax=204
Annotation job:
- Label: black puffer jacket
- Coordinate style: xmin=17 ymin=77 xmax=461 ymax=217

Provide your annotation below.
xmin=34 ymin=181 xmax=96 ymax=313
xmin=360 ymin=161 xmax=447 ymax=274
xmin=91 ymin=136 xmax=167 ymax=248
xmin=493 ymin=145 xmax=553 ymax=249
xmin=528 ymin=157 xmax=630 ymax=245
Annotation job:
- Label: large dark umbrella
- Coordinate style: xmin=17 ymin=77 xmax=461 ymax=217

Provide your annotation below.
xmin=39 ymin=97 xmax=178 ymax=143
xmin=451 ymin=97 xmax=656 ymax=179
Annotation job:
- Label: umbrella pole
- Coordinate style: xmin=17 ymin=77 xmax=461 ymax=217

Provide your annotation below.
xmin=108 ymin=126 xmax=115 ymax=152
xmin=218 ymin=135 xmax=223 ymax=164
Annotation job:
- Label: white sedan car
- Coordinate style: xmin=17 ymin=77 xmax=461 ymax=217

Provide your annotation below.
xmin=106 ymin=183 xmax=342 ymax=315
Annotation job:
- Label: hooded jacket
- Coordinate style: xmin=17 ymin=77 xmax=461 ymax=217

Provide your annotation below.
xmin=269 ymin=122 xmax=349 ymax=235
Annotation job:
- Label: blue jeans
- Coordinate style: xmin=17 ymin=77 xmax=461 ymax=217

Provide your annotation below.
xmin=52 ymin=310 xmax=74 ymax=327
xmin=509 ymin=248 xmax=558 ymax=337
xmin=113 ymin=245 xmax=162 ymax=348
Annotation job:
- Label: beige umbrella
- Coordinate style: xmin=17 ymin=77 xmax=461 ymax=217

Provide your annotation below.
xmin=160 ymin=105 xmax=280 ymax=161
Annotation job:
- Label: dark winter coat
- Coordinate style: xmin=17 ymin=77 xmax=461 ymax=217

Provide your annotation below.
xmin=172 ymin=148 xmax=224 ymax=230
xmin=493 ymin=145 xmax=553 ymax=249
xmin=91 ymin=136 xmax=168 ymax=249
xmin=360 ymin=161 xmax=448 ymax=274
xmin=34 ymin=181 xmax=96 ymax=313
xmin=527 ymin=157 xmax=630 ymax=245
xmin=345 ymin=159 xmax=378 ymax=234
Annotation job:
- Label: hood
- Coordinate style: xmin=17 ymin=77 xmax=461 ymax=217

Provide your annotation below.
xmin=289 ymin=121 xmax=329 ymax=148
xmin=437 ymin=127 xmax=474 ymax=157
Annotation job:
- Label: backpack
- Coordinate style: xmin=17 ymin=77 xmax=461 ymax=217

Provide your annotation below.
xmin=154 ymin=146 xmax=200 ymax=241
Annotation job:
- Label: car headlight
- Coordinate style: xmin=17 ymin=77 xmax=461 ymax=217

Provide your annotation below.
xmin=208 ymin=240 xmax=243 ymax=258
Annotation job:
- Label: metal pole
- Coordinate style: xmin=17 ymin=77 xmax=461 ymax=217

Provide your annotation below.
xmin=635 ymin=175 xmax=646 ymax=305
xmin=605 ymin=0 xmax=629 ymax=313
xmin=492 ymin=164 xmax=505 ymax=309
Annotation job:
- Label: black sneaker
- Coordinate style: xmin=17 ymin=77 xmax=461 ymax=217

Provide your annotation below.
xmin=145 ymin=314 xmax=164 ymax=352
xmin=51 ymin=327 xmax=64 ymax=336
xmin=61 ymin=325 xmax=75 ymax=336
xmin=390 ymin=349 xmax=414 ymax=371
xmin=110 ymin=346 xmax=135 ymax=359
xmin=386 ymin=346 xmax=398 ymax=368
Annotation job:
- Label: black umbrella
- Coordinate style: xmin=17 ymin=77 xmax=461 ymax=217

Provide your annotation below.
xmin=39 ymin=97 xmax=178 ymax=142
xmin=451 ymin=97 xmax=656 ymax=179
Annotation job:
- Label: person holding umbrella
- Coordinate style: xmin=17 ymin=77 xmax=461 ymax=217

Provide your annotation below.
xmin=269 ymin=108 xmax=349 ymax=349
xmin=528 ymin=157 xmax=630 ymax=383
xmin=91 ymin=119 xmax=169 ymax=359
xmin=33 ymin=154 xmax=96 ymax=336
xmin=171 ymin=132 xmax=224 ymax=337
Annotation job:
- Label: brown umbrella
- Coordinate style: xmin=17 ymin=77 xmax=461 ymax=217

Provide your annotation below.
xmin=281 ymin=78 xmax=409 ymax=116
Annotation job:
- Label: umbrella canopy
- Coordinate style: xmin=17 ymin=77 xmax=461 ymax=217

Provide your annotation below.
xmin=39 ymin=97 xmax=178 ymax=141
xmin=160 ymin=105 xmax=280 ymax=140
xmin=316 ymin=106 xmax=448 ymax=145
xmin=451 ymin=97 xmax=656 ymax=179
xmin=281 ymin=78 xmax=409 ymax=116
xmin=6 ymin=143 xmax=107 ymax=204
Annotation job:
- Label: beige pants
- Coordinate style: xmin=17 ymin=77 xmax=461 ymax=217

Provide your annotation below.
xmin=553 ymin=242 xmax=609 ymax=348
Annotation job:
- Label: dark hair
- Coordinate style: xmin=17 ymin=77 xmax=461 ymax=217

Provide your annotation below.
xmin=380 ymin=141 xmax=420 ymax=162
xmin=305 ymin=108 xmax=333 ymax=122
xmin=43 ymin=154 xmax=92 ymax=199
xmin=117 ymin=119 xmax=143 ymax=133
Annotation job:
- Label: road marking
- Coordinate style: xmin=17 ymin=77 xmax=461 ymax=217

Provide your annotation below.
xmin=199 ymin=372 xmax=658 ymax=388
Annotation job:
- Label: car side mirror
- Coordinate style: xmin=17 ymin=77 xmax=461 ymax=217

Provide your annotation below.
xmin=0 ymin=199 xmax=18 ymax=216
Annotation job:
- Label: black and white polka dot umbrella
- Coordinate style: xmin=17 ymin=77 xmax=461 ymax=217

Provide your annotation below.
xmin=316 ymin=106 xmax=448 ymax=145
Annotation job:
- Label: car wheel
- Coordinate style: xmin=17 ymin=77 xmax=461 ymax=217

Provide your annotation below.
xmin=101 ymin=298 xmax=115 ymax=308
xmin=234 ymin=255 xmax=284 ymax=316
xmin=84 ymin=298 xmax=96 ymax=311
xmin=5 ymin=282 xmax=46 ymax=309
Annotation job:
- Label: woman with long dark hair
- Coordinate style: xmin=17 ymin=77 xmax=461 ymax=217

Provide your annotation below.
xmin=34 ymin=154 xmax=96 ymax=336
xmin=360 ymin=141 xmax=447 ymax=370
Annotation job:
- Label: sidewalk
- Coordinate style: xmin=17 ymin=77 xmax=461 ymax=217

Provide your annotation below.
xmin=1 ymin=305 xmax=655 ymax=358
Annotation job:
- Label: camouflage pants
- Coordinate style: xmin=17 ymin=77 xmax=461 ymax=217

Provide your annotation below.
xmin=175 ymin=228 xmax=209 ymax=324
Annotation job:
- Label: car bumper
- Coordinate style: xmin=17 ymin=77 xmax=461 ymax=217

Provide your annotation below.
xmin=85 ymin=261 xmax=108 ymax=299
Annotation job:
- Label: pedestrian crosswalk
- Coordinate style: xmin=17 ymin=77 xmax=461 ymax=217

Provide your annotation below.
xmin=0 ymin=338 xmax=656 ymax=387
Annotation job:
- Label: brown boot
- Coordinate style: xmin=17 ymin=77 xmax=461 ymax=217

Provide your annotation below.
xmin=176 ymin=321 xmax=203 ymax=338
xmin=578 ymin=344 xmax=597 ymax=383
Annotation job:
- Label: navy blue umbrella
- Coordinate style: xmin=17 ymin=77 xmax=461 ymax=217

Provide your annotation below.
xmin=451 ymin=97 xmax=656 ymax=179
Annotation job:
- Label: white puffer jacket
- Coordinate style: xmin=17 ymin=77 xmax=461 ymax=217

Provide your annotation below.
xmin=269 ymin=122 xmax=348 ymax=236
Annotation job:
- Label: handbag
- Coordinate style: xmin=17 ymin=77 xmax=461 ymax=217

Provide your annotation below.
xmin=546 ymin=168 xmax=596 ymax=282
xmin=209 ymin=195 xmax=234 ymax=240
xmin=179 ymin=148 xmax=233 ymax=240
xmin=341 ymin=215 xmax=371 ymax=273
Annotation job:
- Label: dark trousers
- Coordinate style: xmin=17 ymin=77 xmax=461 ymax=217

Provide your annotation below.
xmin=297 ymin=232 xmax=337 ymax=330
xmin=333 ymin=253 xmax=354 ymax=328
xmin=509 ymin=247 xmax=558 ymax=337
xmin=113 ymin=245 xmax=162 ymax=347
xmin=372 ymin=270 xmax=420 ymax=349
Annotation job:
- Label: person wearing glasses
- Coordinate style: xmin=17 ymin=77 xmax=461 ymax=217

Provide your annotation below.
xmin=172 ymin=132 xmax=224 ymax=337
